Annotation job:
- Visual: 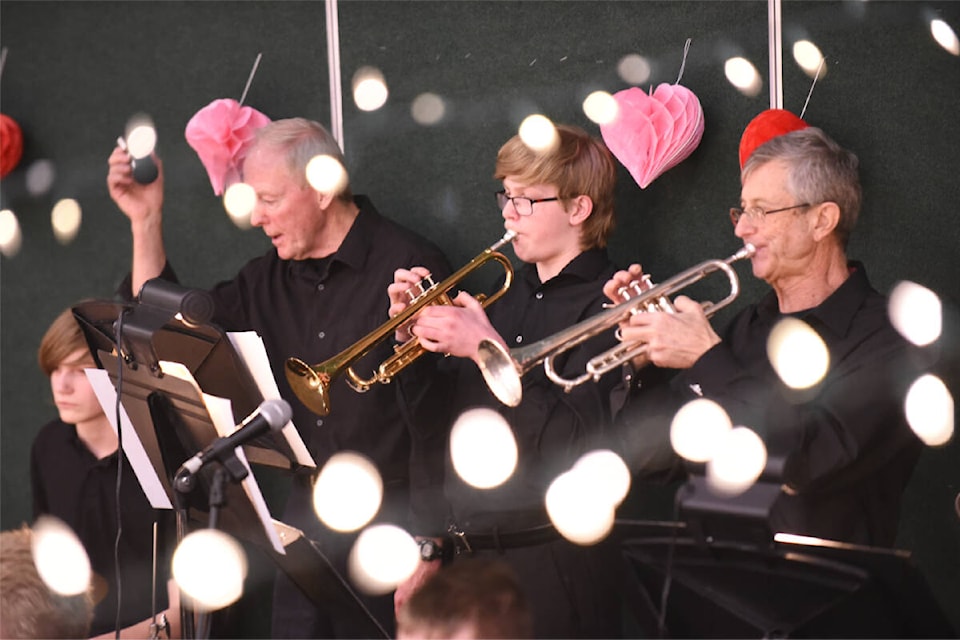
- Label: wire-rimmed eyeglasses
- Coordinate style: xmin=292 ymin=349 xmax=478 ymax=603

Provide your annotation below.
xmin=496 ymin=190 xmax=562 ymax=216
xmin=729 ymin=203 xmax=811 ymax=226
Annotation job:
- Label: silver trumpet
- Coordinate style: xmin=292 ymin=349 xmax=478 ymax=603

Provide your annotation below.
xmin=476 ymin=244 xmax=756 ymax=406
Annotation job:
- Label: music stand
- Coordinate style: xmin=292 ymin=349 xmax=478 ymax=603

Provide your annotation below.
xmin=616 ymin=488 xmax=956 ymax=639
xmin=72 ymin=292 xmax=389 ymax=639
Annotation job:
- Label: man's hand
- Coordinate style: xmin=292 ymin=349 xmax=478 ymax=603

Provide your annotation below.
xmin=388 ymin=266 xmax=434 ymax=342
xmin=618 ymin=295 xmax=720 ymax=369
xmin=107 ymin=145 xmax=164 ymax=227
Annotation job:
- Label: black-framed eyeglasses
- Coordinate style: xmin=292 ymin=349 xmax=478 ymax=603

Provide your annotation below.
xmin=729 ymin=202 xmax=811 ymax=226
xmin=496 ymin=190 xmax=561 ymax=216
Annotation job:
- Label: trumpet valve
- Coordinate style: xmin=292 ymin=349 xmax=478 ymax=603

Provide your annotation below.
xmin=620 ymin=275 xmax=658 ymax=314
xmin=405 ymin=274 xmax=437 ymax=303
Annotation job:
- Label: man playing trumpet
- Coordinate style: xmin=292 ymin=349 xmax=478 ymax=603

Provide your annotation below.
xmin=389 ymin=124 xmax=627 ymax=638
xmin=607 ymin=120 xmax=922 ymax=548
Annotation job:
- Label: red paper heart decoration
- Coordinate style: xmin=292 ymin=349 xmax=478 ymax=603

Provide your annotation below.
xmin=1 ymin=113 xmax=24 ymax=179
xmin=185 ymin=98 xmax=271 ymax=195
xmin=599 ymin=83 xmax=705 ymax=189
xmin=738 ymin=109 xmax=808 ymax=169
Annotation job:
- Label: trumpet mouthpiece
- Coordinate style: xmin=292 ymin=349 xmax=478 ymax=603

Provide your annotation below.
xmin=741 ymin=243 xmax=757 ymax=258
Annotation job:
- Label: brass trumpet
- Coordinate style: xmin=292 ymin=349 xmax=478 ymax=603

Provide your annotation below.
xmin=286 ymin=231 xmax=517 ymax=415
xmin=476 ymin=244 xmax=755 ymax=407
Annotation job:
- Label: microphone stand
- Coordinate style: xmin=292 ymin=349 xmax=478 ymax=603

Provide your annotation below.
xmin=173 ymin=447 xmax=250 ymax=640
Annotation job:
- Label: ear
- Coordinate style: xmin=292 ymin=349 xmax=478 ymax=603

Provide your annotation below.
xmin=810 ymin=201 xmax=840 ymax=241
xmin=567 ymin=195 xmax=593 ymax=226
xmin=315 ymin=189 xmax=337 ymax=210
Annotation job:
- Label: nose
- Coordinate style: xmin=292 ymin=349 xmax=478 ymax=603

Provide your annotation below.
xmin=250 ymin=202 xmax=266 ymax=228
xmin=501 ymin=200 xmax=519 ymax=222
xmin=51 ymin=369 xmax=72 ymax=394
xmin=733 ymin=215 xmax=755 ymax=240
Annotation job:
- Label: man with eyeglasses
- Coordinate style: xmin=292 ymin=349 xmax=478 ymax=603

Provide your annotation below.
xmin=606 ymin=122 xmax=923 ymax=550
xmin=387 ymin=124 xmax=627 ymax=638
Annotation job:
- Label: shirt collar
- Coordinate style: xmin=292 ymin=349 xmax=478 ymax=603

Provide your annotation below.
xmin=288 ymin=195 xmax=377 ymax=280
xmin=519 ymin=247 xmax=612 ymax=289
xmin=757 ymin=261 xmax=872 ymax=337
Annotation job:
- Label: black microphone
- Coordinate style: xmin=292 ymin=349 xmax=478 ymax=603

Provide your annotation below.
xmin=181 ymin=399 xmax=291 ymax=475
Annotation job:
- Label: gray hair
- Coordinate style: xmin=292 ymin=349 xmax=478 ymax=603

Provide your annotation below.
xmin=249 ymin=118 xmax=353 ymax=200
xmin=743 ymin=127 xmax=861 ymax=248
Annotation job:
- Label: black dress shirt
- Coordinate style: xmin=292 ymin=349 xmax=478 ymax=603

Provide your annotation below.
xmin=620 ymin=262 xmax=923 ymax=546
xmin=30 ymin=419 xmax=169 ymax=636
xmin=403 ymin=248 xmax=621 ymax=532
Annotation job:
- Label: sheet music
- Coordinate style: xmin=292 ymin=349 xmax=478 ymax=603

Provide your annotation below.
xmin=227 ymin=331 xmax=315 ymax=468
xmin=201 ymin=393 xmax=285 ymax=555
xmin=87 ymin=368 xmax=173 ymax=510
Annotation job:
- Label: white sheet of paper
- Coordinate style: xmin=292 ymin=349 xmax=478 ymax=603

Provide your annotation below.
xmin=202 ymin=394 xmax=285 ymax=555
xmin=86 ymin=368 xmax=173 ymax=509
xmin=227 ymin=331 xmax=315 ymax=468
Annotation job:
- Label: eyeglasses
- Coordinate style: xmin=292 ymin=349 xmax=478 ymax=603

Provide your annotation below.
xmin=496 ymin=190 xmax=561 ymax=216
xmin=729 ymin=203 xmax=811 ymax=226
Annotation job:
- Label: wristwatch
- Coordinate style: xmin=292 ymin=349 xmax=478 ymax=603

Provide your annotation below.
xmin=418 ymin=538 xmax=444 ymax=562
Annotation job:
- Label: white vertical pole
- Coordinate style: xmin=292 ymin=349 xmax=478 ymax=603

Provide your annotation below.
xmin=768 ymin=0 xmax=783 ymax=109
xmin=325 ymin=0 xmax=344 ymax=151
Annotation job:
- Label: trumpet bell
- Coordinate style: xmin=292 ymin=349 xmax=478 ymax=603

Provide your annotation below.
xmin=477 ymin=339 xmax=522 ymax=407
xmin=285 ymin=357 xmax=334 ymax=416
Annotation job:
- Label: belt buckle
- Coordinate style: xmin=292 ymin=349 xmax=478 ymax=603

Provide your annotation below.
xmin=447 ymin=523 xmax=472 ymax=555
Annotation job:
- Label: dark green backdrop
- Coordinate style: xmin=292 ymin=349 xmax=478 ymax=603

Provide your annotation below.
xmin=2 ymin=1 xmax=958 ymax=634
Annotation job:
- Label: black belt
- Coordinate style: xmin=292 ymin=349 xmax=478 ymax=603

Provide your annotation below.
xmin=446 ymin=523 xmax=561 ymax=554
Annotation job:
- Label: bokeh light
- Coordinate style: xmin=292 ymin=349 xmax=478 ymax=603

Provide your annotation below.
xmin=582 ymin=91 xmax=619 ymax=126
xmin=0 ymin=208 xmax=23 ymax=257
xmin=352 ymin=66 xmax=389 ymax=112
xmin=223 ymin=182 xmax=256 ymax=228
xmin=670 ymin=398 xmax=733 ymax=462
xmin=889 ymin=280 xmax=942 ymax=346
xmin=572 ymin=449 xmax=631 ymax=507
xmin=348 ymin=524 xmax=419 ymax=595
xmin=305 ymin=154 xmax=349 ymax=195
xmin=930 ymin=18 xmax=960 ymax=55
xmin=26 ymin=159 xmax=56 ymax=196
xmin=546 ymin=469 xmax=616 ymax=545
xmin=313 ymin=451 xmax=384 ymax=532
xmin=767 ymin=317 xmax=829 ymax=389
xmin=706 ymin=426 xmax=768 ymax=496
xmin=792 ymin=40 xmax=827 ymax=78
xmin=450 ymin=408 xmax=518 ymax=489
xmin=905 ymin=374 xmax=954 ymax=446
xmin=724 ymin=57 xmax=762 ymax=97
xmin=518 ymin=114 xmax=559 ymax=153
xmin=411 ymin=92 xmax=447 ymax=126
xmin=126 ymin=121 xmax=157 ymax=159
xmin=31 ymin=516 xmax=91 ymax=596
xmin=172 ymin=529 xmax=247 ymax=612
xmin=51 ymin=198 xmax=82 ymax=245
xmin=616 ymin=53 xmax=652 ymax=85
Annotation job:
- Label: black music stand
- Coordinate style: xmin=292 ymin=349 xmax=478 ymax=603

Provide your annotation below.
xmin=72 ymin=289 xmax=389 ymax=639
xmin=616 ymin=476 xmax=956 ymax=639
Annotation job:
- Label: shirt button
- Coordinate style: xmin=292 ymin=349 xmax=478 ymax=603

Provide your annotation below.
xmin=535 ymin=292 xmax=543 ymax=300
xmin=318 ymin=331 xmax=326 ymax=339
xmin=317 ymin=283 xmax=325 ymax=292
xmin=316 ymin=419 xmax=324 ymax=427
xmin=515 ymin=335 xmax=523 ymax=344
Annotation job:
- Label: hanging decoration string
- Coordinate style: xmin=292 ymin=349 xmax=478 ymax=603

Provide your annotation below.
xmin=675 ymin=38 xmax=692 ymax=85
xmin=799 ymin=57 xmax=825 ymax=120
xmin=239 ymin=52 xmax=262 ymax=107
